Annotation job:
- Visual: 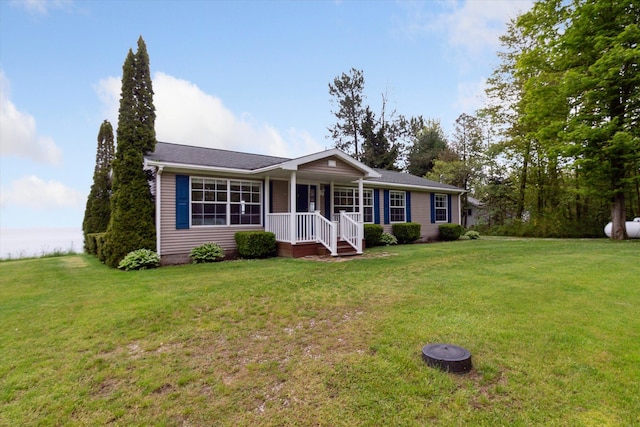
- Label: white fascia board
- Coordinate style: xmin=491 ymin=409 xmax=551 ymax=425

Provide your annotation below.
xmin=145 ymin=160 xmax=257 ymax=175
xmin=365 ymin=181 xmax=466 ymax=194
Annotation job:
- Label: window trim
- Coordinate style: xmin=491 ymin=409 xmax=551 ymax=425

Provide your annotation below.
xmin=333 ymin=187 xmax=374 ymax=224
xmin=434 ymin=193 xmax=448 ymax=223
xmin=190 ymin=176 xmax=263 ymax=227
xmin=389 ymin=190 xmax=406 ymax=223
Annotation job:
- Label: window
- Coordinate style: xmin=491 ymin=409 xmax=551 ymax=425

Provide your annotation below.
xmin=191 ymin=177 xmax=261 ymax=226
xmin=333 ymin=187 xmax=374 ymax=223
xmin=435 ymin=194 xmax=448 ymax=222
xmin=389 ymin=190 xmax=406 ymax=222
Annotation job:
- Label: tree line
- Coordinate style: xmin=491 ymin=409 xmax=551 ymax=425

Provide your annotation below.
xmin=328 ymin=0 xmax=639 ymax=239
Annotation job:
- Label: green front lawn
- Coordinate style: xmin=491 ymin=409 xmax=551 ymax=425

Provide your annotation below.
xmin=1 ymin=239 xmax=638 ymax=426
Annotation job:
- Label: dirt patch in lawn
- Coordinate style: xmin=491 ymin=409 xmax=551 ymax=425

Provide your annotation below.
xmin=300 ymin=251 xmax=397 ymax=262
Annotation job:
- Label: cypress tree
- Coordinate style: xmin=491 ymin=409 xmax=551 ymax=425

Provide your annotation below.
xmin=103 ymin=37 xmax=157 ymax=267
xmin=82 ymin=119 xmax=115 ymax=252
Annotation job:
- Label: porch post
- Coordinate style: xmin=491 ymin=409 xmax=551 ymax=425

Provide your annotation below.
xmin=290 ymin=171 xmax=296 ymax=243
xmin=330 ymin=181 xmax=335 ymax=220
xmin=264 ymin=176 xmax=270 ymax=231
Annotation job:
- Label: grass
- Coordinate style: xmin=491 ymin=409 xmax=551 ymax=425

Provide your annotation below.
xmin=1 ymin=238 xmax=639 ymax=426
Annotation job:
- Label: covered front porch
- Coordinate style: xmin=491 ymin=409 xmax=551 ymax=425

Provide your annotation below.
xmin=247 ymin=149 xmax=380 ymax=257
xmin=267 ymin=211 xmax=363 ymax=256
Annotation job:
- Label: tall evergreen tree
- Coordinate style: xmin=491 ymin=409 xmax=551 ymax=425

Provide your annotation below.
xmin=82 ymin=119 xmax=114 ymax=251
xmin=103 ymin=37 xmax=157 ymax=267
xmin=406 ymin=119 xmax=448 ymax=177
xmin=328 ymin=68 xmax=366 ymax=159
xmin=360 ymin=107 xmax=401 ymax=170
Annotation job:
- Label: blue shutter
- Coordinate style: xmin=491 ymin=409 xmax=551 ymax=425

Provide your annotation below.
xmin=448 ymin=194 xmax=452 ymax=223
xmin=176 ymin=175 xmax=189 ymax=229
xmin=324 ymin=184 xmax=331 ymax=219
xmin=383 ymin=189 xmax=390 ymax=224
xmin=406 ymin=191 xmax=411 ymax=223
xmin=373 ymin=189 xmax=380 ymax=224
xmin=430 ymin=193 xmax=436 ymax=224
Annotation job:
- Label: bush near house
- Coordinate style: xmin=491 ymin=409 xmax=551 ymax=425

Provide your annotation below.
xmin=392 ymin=222 xmax=421 ymax=244
xmin=379 ymin=232 xmax=398 ymax=246
xmin=439 ymin=224 xmax=463 ymax=241
xmin=364 ymin=224 xmax=384 ymax=247
xmin=190 ymin=242 xmax=225 ymax=263
xmin=235 ymin=231 xmax=276 ymax=259
xmin=117 ymin=249 xmax=160 ymax=271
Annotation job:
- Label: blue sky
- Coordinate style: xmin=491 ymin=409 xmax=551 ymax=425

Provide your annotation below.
xmin=0 ymin=0 xmax=532 ymax=231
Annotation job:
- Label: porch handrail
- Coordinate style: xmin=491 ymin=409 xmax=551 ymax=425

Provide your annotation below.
xmin=339 ymin=211 xmax=362 ymax=254
xmin=315 ymin=212 xmax=338 ymax=256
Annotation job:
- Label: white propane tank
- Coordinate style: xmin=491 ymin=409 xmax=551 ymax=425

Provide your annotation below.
xmin=604 ymin=218 xmax=640 ymax=238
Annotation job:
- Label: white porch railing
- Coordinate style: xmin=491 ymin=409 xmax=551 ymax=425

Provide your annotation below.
xmin=268 ymin=213 xmax=291 ymax=242
xmin=267 ymin=212 xmax=338 ymax=256
xmin=339 ymin=211 xmax=363 ymax=254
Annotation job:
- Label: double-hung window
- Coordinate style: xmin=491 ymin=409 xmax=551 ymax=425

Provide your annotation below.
xmin=191 ymin=177 xmax=261 ymax=226
xmin=333 ymin=187 xmax=374 ymax=223
xmin=435 ymin=194 xmax=448 ymax=222
xmin=389 ymin=190 xmax=406 ymax=222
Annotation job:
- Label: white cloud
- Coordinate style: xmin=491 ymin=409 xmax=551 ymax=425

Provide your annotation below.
xmin=96 ymin=71 xmax=324 ymax=158
xmin=0 ymin=71 xmax=63 ymax=165
xmin=0 ymin=175 xmax=83 ymax=210
xmin=10 ymin=0 xmax=72 ymax=15
xmin=399 ymin=0 xmax=533 ymax=55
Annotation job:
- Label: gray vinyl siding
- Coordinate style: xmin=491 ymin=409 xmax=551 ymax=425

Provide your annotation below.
xmin=159 ymin=172 xmax=263 ymax=256
xmin=271 ymin=180 xmax=289 ymax=213
xmin=373 ymin=189 xmax=460 ymax=241
xmin=298 ymin=156 xmax=365 ymax=178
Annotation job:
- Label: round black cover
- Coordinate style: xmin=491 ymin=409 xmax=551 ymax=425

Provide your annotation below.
xmin=422 ymin=343 xmax=472 ymax=373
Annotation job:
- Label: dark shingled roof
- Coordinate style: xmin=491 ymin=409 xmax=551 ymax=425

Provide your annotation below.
xmin=147 ymin=142 xmax=289 ymax=170
xmin=146 ymin=142 xmax=463 ymax=192
xmin=370 ymin=168 xmax=462 ymax=191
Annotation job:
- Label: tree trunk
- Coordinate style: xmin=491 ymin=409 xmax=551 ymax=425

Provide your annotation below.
xmin=610 ymin=192 xmax=628 ymax=240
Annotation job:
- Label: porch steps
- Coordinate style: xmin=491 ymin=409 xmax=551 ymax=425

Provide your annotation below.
xmin=276 ymin=240 xmax=364 ymax=258
xmin=318 ymin=240 xmax=361 ymax=257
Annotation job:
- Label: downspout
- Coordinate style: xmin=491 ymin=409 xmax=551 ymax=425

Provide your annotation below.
xmin=156 ymin=165 xmax=163 ymax=255
xmin=458 ymin=192 xmax=462 ymax=226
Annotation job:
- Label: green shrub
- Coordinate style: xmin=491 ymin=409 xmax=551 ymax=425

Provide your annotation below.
xmin=392 ymin=222 xmax=421 ymax=244
xmin=85 ymin=233 xmax=100 ymax=255
xmin=439 ymin=224 xmax=463 ymax=241
xmin=364 ymin=224 xmax=384 ymax=247
xmin=465 ymin=230 xmax=480 ymax=240
xmin=190 ymin=242 xmax=225 ymax=263
xmin=117 ymin=249 xmax=160 ymax=271
xmin=235 ymin=231 xmax=276 ymax=259
xmin=95 ymin=233 xmax=107 ymax=262
xmin=379 ymin=232 xmax=398 ymax=246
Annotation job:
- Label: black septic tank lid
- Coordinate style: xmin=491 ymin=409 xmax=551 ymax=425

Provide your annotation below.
xmin=422 ymin=343 xmax=472 ymax=373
